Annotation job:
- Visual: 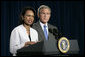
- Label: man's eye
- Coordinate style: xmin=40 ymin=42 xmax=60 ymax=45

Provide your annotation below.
xmin=40 ymin=13 xmax=45 ymax=14
xmin=47 ymin=13 xmax=50 ymax=14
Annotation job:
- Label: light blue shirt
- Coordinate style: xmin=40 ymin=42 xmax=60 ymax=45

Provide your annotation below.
xmin=39 ymin=21 xmax=48 ymax=35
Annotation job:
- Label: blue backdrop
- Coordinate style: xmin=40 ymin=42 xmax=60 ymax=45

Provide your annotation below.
xmin=1 ymin=1 xmax=84 ymax=56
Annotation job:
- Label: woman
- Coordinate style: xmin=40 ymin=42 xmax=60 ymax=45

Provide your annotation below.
xmin=10 ymin=7 xmax=38 ymax=56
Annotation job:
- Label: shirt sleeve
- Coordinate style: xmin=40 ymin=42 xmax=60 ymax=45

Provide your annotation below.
xmin=10 ymin=28 xmax=25 ymax=55
xmin=36 ymin=31 xmax=38 ymax=42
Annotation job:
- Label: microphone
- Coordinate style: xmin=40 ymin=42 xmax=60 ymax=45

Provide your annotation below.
xmin=53 ymin=28 xmax=58 ymax=37
xmin=49 ymin=28 xmax=53 ymax=33
xmin=49 ymin=28 xmax=58 ymax=37
xmin=49 ymin=28 xmax=63 ymax=39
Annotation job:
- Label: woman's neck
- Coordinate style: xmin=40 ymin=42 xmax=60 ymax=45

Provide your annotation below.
xmin=23 ymin=24 xmax=30 ymax=35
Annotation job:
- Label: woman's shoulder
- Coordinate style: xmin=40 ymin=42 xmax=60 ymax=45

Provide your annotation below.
xmin=12 ymin=24 xmax=23 ymax=32
xmin=30 ymin=27 xmax=38 ymax=33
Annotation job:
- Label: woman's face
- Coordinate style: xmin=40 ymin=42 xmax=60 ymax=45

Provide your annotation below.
xmin=22 ymin=10 xmax=34 ymax=26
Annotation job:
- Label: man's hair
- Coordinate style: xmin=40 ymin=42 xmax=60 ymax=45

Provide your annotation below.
xmin=19 ymin=6 xmax=35 ymax=25
xmin=37 ymin=5 xmax=51 ymax=15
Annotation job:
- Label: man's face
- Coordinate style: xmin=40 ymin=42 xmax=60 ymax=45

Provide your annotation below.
xmin=39 ymin=8 xmax=51 ymax=24
xmin=22 ymin=10 xmax=34 ymax=26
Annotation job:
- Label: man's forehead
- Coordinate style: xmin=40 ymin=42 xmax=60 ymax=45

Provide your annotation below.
xmin=40 ymin=8 xmax=51 ymax=12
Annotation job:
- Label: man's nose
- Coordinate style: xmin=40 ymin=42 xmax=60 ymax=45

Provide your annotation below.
xmin=44 ymin=14 xmax=47 ymax=17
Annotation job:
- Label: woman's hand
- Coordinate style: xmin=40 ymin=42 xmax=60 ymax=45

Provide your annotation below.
xmin=24 ymin=41 xmax=36 ymax=47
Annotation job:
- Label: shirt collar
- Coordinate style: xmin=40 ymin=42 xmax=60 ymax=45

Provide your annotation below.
xmin=39 ymin=20 xmax=48 ymax=27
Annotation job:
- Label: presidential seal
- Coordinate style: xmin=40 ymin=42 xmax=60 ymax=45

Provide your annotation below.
xmin=58 ymin=37 xmax=70 ymax=53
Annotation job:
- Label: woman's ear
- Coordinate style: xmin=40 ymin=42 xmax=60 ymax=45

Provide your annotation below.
xmin=21 ymin=16 xmax=24 ymax=20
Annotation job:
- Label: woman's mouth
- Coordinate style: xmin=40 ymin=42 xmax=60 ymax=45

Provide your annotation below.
xmin=28 ymin=20 xmax=33 ymax=23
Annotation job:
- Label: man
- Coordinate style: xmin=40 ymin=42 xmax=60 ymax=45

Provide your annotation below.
xmin=10 ymin=7 xmax=38 ymax=56
xmin=32 ymin=5 xmax=58 ymax=41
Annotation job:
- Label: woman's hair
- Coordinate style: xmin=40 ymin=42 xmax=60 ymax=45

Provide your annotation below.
xmin=18 ymin=6 xmax=36 ymax=25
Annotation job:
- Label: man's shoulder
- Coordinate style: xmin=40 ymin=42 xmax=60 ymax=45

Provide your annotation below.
xmin=32 ymin=21 xmax=40 ymax=28
xmin=48 ymin=23 xmax=57 ymax=29
xmin=33 ymin=21 xmax=39 ymax=25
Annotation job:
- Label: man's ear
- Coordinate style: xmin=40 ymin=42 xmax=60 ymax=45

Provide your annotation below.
xmin=37 ymin=12 xmax=40 ymax=18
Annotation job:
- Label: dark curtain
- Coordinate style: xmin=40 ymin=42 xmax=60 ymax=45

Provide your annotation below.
xmin=1 ymin=1 xmax=84 ymax=56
